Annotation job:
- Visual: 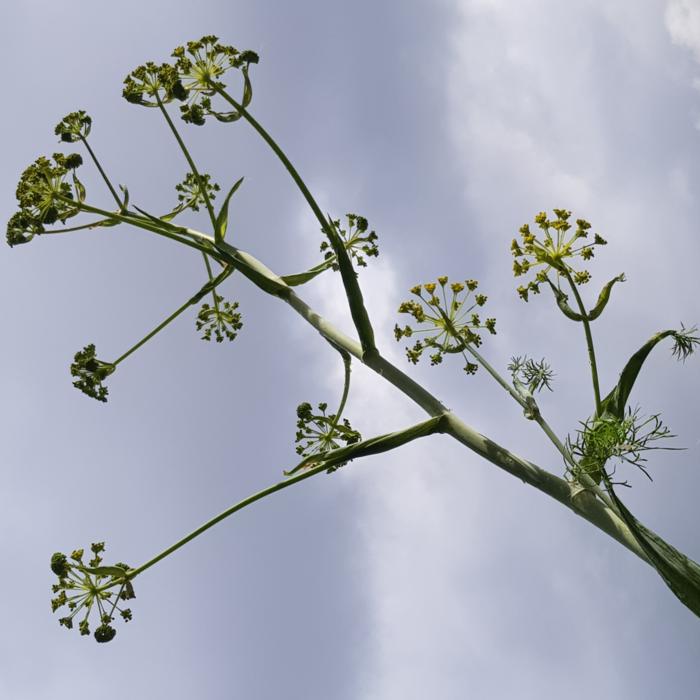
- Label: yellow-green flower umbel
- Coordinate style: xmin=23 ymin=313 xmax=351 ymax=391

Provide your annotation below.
xmin=395 ymin=276 xmax=496 ymax=374
xmin=512 ymin=209 xmax=608 ymax=301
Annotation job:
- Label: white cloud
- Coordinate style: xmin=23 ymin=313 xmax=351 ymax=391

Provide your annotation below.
xmin=666 ymin=0 xmax=700 ymax=63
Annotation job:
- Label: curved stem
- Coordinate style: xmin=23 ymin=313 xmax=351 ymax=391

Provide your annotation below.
xmin=327 ymin=351 xmax=352 ymax=434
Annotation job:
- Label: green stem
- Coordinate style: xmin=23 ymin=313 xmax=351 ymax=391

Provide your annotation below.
xmin=213 ymin=86 xmax=378 ymax=357
xmin=128 ymin=416 xmax=443 ymax=578
xmin=79 ymin=136 xmax=123 ymax=209
xmin=201 ymin=250 xmax=223 ymax=318
xmin=39 ymin=220 xmax=112 ymax=234
xmin=127 ymin=464 xmax=325 ymax=578
xmin=327 ymin=351 xmax=352 ymax=434
xmin=562 ymin=269 xmax=602 ymax=413
xmin=156 ymin=96 xmax=218 ymax=232
xmin=63 ymin=197 xmax=217 ymax=256
xmin=112 ymin=267 xmax=232 ymax=366
xmin=461 ymin=342 xmax=525 ymax=407
xmin=460 ymin=335 xmax=615 ymax=508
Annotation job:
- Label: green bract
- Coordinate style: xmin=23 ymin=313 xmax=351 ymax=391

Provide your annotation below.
xmin=512 ymin=209 xmax=608 ymax=301
xmin=50 ymin=543 xmax=134 ymax=644
xmin=394 ymin=276 xmax=496 ymax=372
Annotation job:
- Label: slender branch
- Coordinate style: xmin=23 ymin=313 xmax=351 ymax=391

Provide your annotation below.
xmin=112 ymin=266 xmax=232 ymax=366
xmin=127 ymin=416 xmax=445 ymax=578
xmin=213 ymin=86 xmax=378 ymax=358
xmin=60 ymin=196 xmax=218 ymax=256
xmin=156 ymin=95 xmax=218 ymax=231
xmin=79 ymin=136 xmax=123 ymax=209
xmin=562 ymin=269 xmax=602 ymax=412
xmin=201 ymin=250 xmax=223 ymax=318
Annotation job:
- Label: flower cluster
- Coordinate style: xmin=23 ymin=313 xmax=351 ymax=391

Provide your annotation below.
xmin=512 ymin=209 xmax=608 ymax=301
xmin=508 ymin=356 xmax=555 ymax=393
xmin=122 ymin=61 xmax=186 ymax=107
xmin=196 ymin=294 xmax=243 ymax=342
xmin=50 ymin=543 xmax=135 ymax=643
xmin=321 ymin=214 xmax=379 ymax=270
xmin=394 ymin=277 xmax=496 ymax=373
xmin=567 ymin=408 xmax=676 ymax=484
xmin=7 ymin=153 xmax=84 ymax=246
xmin=171 ymin=36 xmax=259 ymax=125
xmin=174 ymin=172 xmax=220 ymax=213
xmin=54 ymin=111 xmax=92 ymax=143
xmin=70 ymin=344 xmax=115 ymax=402
xmin=295 ymin=401 xmax=361 ymax=472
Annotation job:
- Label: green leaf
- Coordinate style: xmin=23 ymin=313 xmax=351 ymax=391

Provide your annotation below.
xmin=241 ymin=66 xmax=253 ymax=109
xmin=215 ymin=239 xmax=290 ymax=298
xmin=215 ymin=177 xmax=244 ymax=243
xmin=118 ymin=184 xmax=129 ymax=211
xmin=587 ymin=274 xmax=625 ymax=321
xmin=281 ymin=259 xmax=334 ymax=286
xmin=599 ymin=330 xmax=676 ymax=419
xmin=72 ymin=172 xmax=86 ymax=203
xmin=605 ymin=481 xmax=700 ymax=618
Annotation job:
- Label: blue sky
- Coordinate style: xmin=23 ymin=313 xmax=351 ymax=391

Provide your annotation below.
xmin=1 ymin=1 xmax=699 ymax=698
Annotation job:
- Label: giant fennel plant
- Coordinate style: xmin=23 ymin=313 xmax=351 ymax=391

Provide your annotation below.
xmin=8 ymin=36 xmax=700 ymax=642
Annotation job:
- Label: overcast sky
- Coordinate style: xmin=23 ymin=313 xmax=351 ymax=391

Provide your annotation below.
xmin=1 ymin=1 xmax=699 ymax=698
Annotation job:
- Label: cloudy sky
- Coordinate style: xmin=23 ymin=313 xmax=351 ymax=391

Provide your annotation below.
xmin=1 ymin=1 xmax=699 ymax=698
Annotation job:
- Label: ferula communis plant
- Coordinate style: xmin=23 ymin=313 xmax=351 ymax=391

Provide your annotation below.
xmin=6 ymin=35 xmax=700 ymax=642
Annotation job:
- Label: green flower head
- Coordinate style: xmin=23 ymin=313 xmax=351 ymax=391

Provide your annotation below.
xmin=320 ymin=213 xmax=379 ymax=270
xmin=295 ymin=401 xmax=361 ymax=472
xmin=196 ymin=294 xmax=243 ymax=342
xmin=512 ymin=209 xmax=607 ymax=301
xmin=171 ymin=36 xmax=259 ymax=125
xmin=50 ymin=542 xmax=135 ymax=644
xmin=54 ymin=111 xmax=92 ymax=142
xmin=122 ymin=61 xmax=186 ymax=107
xmin=7 ymin=152 xmax=86 ymax=246
xmin=70 ymin=344 xmax=116 ymax=402
xmin=174 ymin=172 xmax=220 ymax=212
xmin=394 ymin=276 xmax=496 ymax=373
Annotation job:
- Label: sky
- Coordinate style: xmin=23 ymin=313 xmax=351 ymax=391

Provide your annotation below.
xmin=1 ymin=1 xmax=699 ymax=698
